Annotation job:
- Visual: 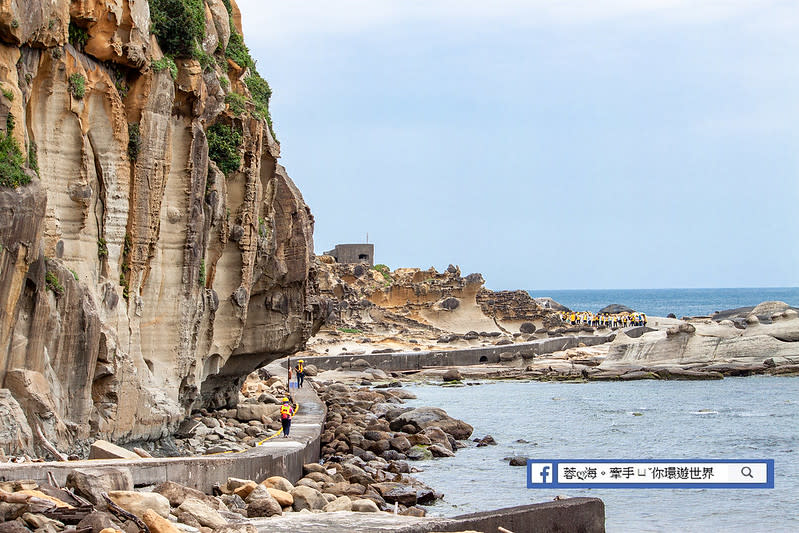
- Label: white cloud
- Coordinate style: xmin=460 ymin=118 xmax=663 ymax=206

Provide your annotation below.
xmin=238 ymin=0 xmax=793 ymax=43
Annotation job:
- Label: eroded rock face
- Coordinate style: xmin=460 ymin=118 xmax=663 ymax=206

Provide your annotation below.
xmin=0 ymin=1 xmax=324 ymax=455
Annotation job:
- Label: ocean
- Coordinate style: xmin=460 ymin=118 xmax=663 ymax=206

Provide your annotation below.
xmin=527 ymin=287 xmax=799 ymax=318
xmin=405 ymin=377 xmax=799 ymax=533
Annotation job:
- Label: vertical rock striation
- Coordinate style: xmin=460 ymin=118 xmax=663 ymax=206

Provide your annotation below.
xmin=0 ymin=0 xmax=323 ymax=455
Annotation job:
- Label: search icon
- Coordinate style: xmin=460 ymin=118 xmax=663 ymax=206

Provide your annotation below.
xmin=741 ymin=466 xmax=754 ymax=478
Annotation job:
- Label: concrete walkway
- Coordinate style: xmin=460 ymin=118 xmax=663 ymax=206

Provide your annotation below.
xmin=0 ymin=362 xmax=326 ymax=490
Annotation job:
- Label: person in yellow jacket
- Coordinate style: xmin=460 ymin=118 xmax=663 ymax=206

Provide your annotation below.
xmin=280 ymin=397 xmax=296 ymax=437
xmin=295 ymin=359 xmax=306 ymax=388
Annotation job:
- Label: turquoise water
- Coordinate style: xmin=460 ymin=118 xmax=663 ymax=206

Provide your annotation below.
xmin=405 ymin=378 xmax=799 ymax=533
xmin=528 ymin=287 xmax=799 ymax=318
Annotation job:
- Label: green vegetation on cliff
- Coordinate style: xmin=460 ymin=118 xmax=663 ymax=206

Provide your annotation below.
xmin=207 ymin=123 xmax=242 ymax=175
xmin=0 ymin=112 xmax=31 ymax=189
xmin=149 ymin=0 xmax=205 ymax=59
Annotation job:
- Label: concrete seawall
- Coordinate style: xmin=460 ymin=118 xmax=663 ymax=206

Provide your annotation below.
xmin=254 ymin=498 xmax=605 ymax=532
xmin=0 ymin=379 xmax=325 ymax=491
xmin=302 ymin=334 xmax=614 ymax=372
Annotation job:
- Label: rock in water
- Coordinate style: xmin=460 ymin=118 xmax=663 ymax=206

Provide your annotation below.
xmin=388 ymin=407 xmax=474 ymax=440
xmin=598 ymin=304 xmax=635 ymax=314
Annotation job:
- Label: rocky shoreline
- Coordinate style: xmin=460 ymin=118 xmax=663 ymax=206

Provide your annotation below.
xmin=0 ymin=368 xmax=481 ymax=532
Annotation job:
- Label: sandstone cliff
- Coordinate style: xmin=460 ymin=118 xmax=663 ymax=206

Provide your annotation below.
xmin=314 ymin=259 xmax=558 ymax=337
xmin=0 ymin=0 xmax=323 ymax=456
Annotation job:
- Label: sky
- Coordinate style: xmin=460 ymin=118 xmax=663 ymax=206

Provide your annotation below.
xmin=238 ymin=0 xmax=799 ymax=290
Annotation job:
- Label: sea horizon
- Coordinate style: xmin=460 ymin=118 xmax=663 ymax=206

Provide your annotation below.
xmin=524 ymin=286 xmax=799 ymax=318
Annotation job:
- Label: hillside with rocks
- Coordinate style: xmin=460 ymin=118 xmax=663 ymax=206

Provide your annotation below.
xmin=0 ymin=0 xmax=325 ymax=457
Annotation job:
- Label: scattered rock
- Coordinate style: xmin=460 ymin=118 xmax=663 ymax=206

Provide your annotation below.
xmin=289 ymin=486 xmax=327 ymax=512
xmin=322 ymin=495 xmax=352 ymax=512
xmin=351 ymin=499 xmax=380 ymax=513
xmin=88 ymin=440 xmax=140 ymax=460
xmin=142 ymin=509 xmax=181 ymax=533
xmin=177 ymin=498 xmax=228 ymax=529
xmin=245 ymin=486 xmax=282 ymax=517
xmin=66 ymin=468 xmax=134 ymax=506
xmin=508 ymin=456 xmax=528 ymax=466
xmin=107 ymin=491 xmax=171 ymax=519
xmin=441 ymin=369 xmax=462 ymax=382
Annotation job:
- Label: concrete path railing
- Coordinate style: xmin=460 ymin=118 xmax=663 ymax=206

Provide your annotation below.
xmin=0 ymin=372 xmax=325 ymax=491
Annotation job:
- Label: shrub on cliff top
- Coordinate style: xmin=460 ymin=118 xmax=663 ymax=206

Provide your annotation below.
xmin=149 ymin=0 xmax=205 ymax=59
xmin=207 ymin=123 xmax=242 ymax=176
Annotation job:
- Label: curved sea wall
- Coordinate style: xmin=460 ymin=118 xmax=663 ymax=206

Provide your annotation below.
xmin=0 ymin=0 xmax=325 ymax=456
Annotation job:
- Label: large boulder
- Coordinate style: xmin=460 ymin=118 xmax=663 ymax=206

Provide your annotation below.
xmin=290 ymin=486 xmax=327 ymax=512
xmin=107 ymin=491 xmax=170 ymax=519
xmin=388 ymin=407 xmax=473 ymax=440
xmin=261 ymin=476 xmax=294 ymax=493
xmin=153 ymin=481 xmax=223 ymax=509
xmin=66 ymin=468 xmax=134 ymax=506
xmin=265 ymin=488 xmax=293 ymax=507
xmin=322 ymin=495 xmax=352 ymax=512
xmin=0 ymin=390 xmax=33 ymax=455
xmin=351 ymin=499 xmax=380 ymax=512
xmin=245 ymin=486 xmax=282 ymax=517
xmin=88 ymin=440 xmax=140 ymax=460
xmin=177 ymin=498 xmax=227 ymax=529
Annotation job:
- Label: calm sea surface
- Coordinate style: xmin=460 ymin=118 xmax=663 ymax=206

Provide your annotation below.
xmin=405 ymin=378 xmax=799 ymax=533
xmin=528 ymin=287 xmax=799 ymax=318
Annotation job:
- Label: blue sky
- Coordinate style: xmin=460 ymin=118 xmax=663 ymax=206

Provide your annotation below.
xmin=239 ymin=1 xmax=799 ymax=290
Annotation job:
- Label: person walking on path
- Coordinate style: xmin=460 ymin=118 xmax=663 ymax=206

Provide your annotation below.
xmin=295 ymin=359 xmax=305 ymax=388
xmin=280 ymin=396 xmax=295 ymax=437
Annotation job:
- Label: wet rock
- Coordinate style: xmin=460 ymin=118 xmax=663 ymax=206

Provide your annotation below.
xmin=389 ymin=435 xmax=412 ymax=452
xmin=428 ymin=444 xmax=455 ymax=457
xmin=475 ymin=435 xmax=497 ymax=447
xmin=389 ymin=407 xmax=473 ymax=440
xmin=406 ymin=445 xmax=433 ymax=461
xmin=371 ymin=483 xmax=417 ymax=506
xmin=441 ymin=369 xmax=462 ymax=382
xmin=508 ymin=456 xmax=528 ymax=466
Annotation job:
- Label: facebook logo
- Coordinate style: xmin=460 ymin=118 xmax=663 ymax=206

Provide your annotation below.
xmin=529 ymin=462 xmax=555 ymax=487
